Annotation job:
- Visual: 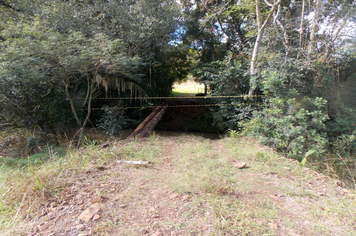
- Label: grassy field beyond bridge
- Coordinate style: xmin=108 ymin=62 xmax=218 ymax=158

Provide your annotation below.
xmin=171 ymin=80 xmax=205 ymax=97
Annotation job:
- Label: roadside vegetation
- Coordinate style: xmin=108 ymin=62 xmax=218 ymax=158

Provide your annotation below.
xmin=0 ymin=0 xmax=356 ymax=234
xmin=1 ymin=0 xmax=354 ymax=174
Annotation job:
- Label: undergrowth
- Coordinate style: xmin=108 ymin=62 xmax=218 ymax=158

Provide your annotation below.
xmin=238 ymin=90 xmax=356 ymax=189
xmin=0 ymin=145 xmax=104 ymax=233
xmin=0 ymin=146 xmax=66 ymax=168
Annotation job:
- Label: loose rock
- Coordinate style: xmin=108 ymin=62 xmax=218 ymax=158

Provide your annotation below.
xmin=93 ymin=214 xmax=100 ymax=221
xmin=169 ymin=193 xmax=179 ymax=199
xmin=182 ymin=195 xmax=190 ymax=200
xmin=140 ymin=228 xmax=149 ymax=234
xmin=76 ymin=224 xmax=85 ymax=231
xmin=151 ymin=232 xmax=162 ymax=236
xmin=78 ymin=203 xmax=101 ymax=223
xmin=234 ymin=161 xmax=247 ymax=169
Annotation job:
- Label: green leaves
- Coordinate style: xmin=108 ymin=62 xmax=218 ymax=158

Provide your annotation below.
xmin=0 ymin=17 xmax=143 ymax=133
xmin=242 ymin=92 xmax=329 ymax=161
xmin=261 ymin=71 xmax=285 ymax=96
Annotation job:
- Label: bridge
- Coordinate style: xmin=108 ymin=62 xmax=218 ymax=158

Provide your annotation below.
xmin=125 ymin=95 xmax=264 ymax=139
xmin=128 ymin=102 xmax=168 ymax=138
xmin=82 ymin=94 xmax=264 ymax=139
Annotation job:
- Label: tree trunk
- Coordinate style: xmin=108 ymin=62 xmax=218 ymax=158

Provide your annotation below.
xmin=299 ymin=0 xmax=305 ymax=49
xmin=324 ymin=10 xmax=351 ymax=61
xmin=76 ymin=66 xmax=100 ymax=147
xmin=248 ymin=28 xmax=265 ymax=97
xmin=61 ymin=67 xmax=82 ymax=128
xmin=307 ymin=0 xmax=321 ymax=59
xmin=248 ymin=0 xmax=281 ymax=97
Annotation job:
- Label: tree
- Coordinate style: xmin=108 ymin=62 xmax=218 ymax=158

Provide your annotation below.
xmin=248 ymin=0 xmax=282 ymax=97
xmin=0 ymin=20 xmax=142 ymax=145
xmin=85 ymin=0 xmax=185 ymax=96
xmin=0 ymin=0 xmax=189 ymax=144
xmin=185 ymin=0 xmax=356 ymax=162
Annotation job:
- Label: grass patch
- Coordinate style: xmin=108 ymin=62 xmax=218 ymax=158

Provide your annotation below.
xmin=171 ymin=80 xmax=205 ymax=97
xmin=0 ymin=135 xmax=355 ymax=235
xmin=0 ymin=146 xmax=67 ymax=168
xmin=170 ymin=90 xmax=193 ymax=97
xmin=165 ymin=136 xmax=356 ymax=235
xmin=168 ymin=137 xmax=281 ymax=234
xmin=0 ymin=144 xmax=115 ymax=234
xmin=0 ymin=136 xmax=165 ymax=234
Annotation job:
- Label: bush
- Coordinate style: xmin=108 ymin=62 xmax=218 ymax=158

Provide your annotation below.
xmin=97 ymin=106 xmax=135 ymax=136
xmin=242 ymin=92 xmax=329 ymax=161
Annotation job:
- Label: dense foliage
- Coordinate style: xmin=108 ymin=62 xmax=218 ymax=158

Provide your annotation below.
xmin=0 ymin=0 xmax=188 ymax=140
xmin=1 ymin=0 xmax=356 ymax=184
xmin=184 ymin=0 xmax=356 ymax=184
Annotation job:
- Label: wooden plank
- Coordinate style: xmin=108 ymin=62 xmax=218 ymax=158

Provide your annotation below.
xmin=128 ymin=102 xmax=167 ymax=139
xmin=137 ymin=103 xmax=168 ymax=138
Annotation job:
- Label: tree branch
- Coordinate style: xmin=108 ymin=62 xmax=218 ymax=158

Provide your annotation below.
xmin=0 ymin=0 xmax=34 ymax=16
xmin=299 ymin=0 xmax=305 ymax=48
xmin=249 ymin=0 xmax=282 ymax=97
xmin=324 ymin=10 xmax=352 ymax=61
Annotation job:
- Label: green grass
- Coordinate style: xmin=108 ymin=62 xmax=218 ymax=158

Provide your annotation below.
xmin=164 ymin=136 xmax=356 ymax=235
xmin=167 ymin=137 xmax=280 ymax=234
xmin=0 ymin=144 xmax=114 ymax=233
xmin=1 ymin=135 xmax=355 ymax=235
xmin=170 ymin=90 xmax=192 ymax=97
xmin=170 ymin=90 xmax=198 ymax=97
xmin=171 ymin=83 xmax=205 ymax=97
xmin=0 ymin=146 xmax=67 ymax=168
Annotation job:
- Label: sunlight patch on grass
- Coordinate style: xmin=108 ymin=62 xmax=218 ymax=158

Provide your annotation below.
xmin=171 ymin=80 xmax=205 ymax=97
xmin=170 ymin=90 xmax=195 ymax=97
